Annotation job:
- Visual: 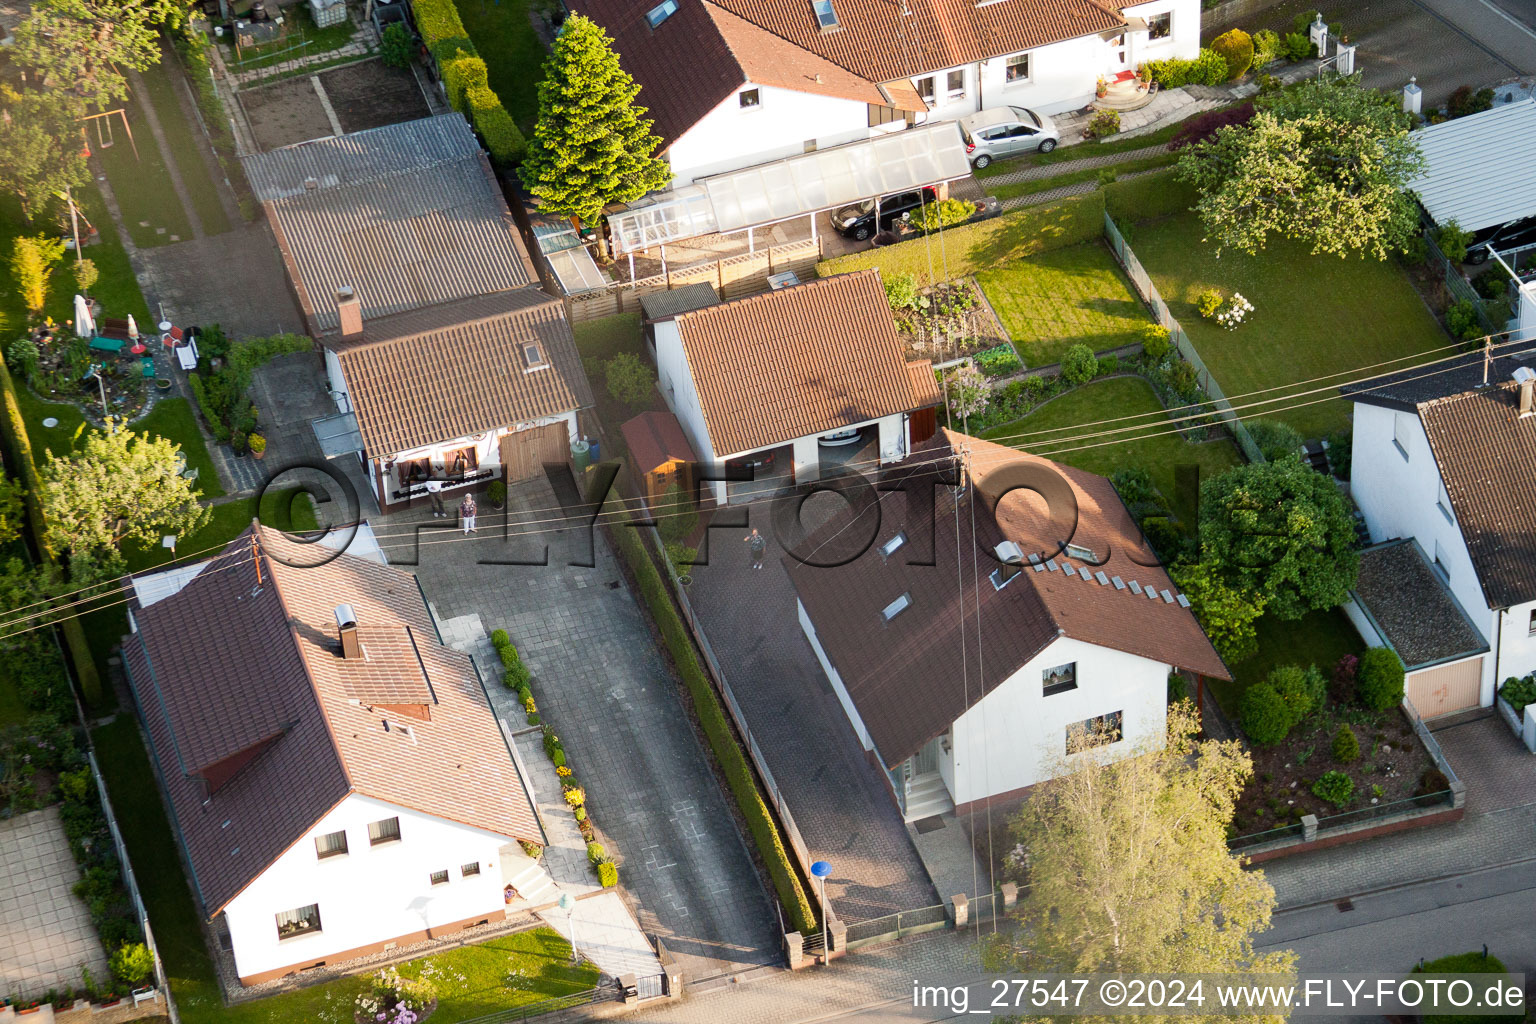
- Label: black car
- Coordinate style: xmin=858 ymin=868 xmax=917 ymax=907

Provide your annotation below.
xmin=1467 ymin=215 xmax=1536 ymax=264
xmin=831 ymin=187 xmax=939 ymax=241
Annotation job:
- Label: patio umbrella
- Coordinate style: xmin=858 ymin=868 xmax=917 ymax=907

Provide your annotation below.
xmin=73 ymin=294 xmax=94 ymax=338
xmin=126 ymin=315 xmax=139 ymax=340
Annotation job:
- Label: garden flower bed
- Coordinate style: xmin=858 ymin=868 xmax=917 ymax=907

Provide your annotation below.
xmin=885 ymin=277 xmax=1011 ymax=363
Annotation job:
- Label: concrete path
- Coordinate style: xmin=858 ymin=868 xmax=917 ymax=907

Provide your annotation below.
xmin=0 ymin=807 xmax=110 ymax=1000
xmin=537 ymin=892 xmax=666 ymax=981
xmin=125 ymin=66 xmax=207 ymax=241
xmin=375 ymin=478 xmax=782 ymax=982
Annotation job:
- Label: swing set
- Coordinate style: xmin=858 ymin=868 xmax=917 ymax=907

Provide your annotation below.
xmin=76 ymin=108 xmax=139 ymax=161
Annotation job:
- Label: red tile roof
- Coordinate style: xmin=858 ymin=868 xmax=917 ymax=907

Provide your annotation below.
xmin=670 ymin=271 xmax=928 ymax=456
xmin=621 ymin=410 xmax=698 ymax=474
xmin=327 ymin=290 xmax=594 ymax=457
xmin=787 ymin=429 xmax=1227 ymax=766
xmin=123 ymin=525 xmax=540 ymax=917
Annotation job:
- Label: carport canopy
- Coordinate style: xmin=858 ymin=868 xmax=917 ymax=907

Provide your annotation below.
xmin=313 ymin=411 xmax=363 ymax=458
xmin=1408 ymin=98 xmax=1536 ymax=233
xmin=609 ymin=122 xmax=972 ymax=255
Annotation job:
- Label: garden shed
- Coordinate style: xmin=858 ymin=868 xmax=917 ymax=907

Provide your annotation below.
xmin=621 ymin=411 xmax=698 ymax=507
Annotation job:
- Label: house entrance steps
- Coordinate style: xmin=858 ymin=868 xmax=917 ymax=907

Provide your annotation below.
xmin=500 ymin=845 xmax=561 ymax=908
xmin=904 ymin=772 xmax=955 ymax=822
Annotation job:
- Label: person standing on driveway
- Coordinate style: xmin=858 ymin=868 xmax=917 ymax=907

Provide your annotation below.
xmin=460 ymin=493 xmax=478 ymax=534
xmin=425 ymin=477 xmax=446 ymax=518
xmin=745 ymin=528 xmax=767 ymax=570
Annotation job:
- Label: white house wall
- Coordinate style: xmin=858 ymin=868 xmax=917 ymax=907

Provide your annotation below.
xmin=666 ymin=82 xmax=891 ymax=185
xmin=947 ymin=636 xmax=1168 ymax=807
xmin=221 ymin=793 xmax=519 ymax=982
xmin=1351 ymin=402 xmax=1499 ymax=704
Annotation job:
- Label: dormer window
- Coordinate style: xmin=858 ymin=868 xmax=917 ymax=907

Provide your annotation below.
xmin=811 ymin=0 xmax=840 ymax=31
xmin=879 ymin=532 xmax=908 ymax=559
xmin=990 ymin=564 xmax=1022 ymax=590
xmin=646 ymin=0 xmax=677 ymax=27
xmin=524 ymin=341 xmax=549 ymax=372
xmin=881 ymin=592 xmax=912 ymax=623
xmin=1065 ymin=543 xmax=1098 ymax=563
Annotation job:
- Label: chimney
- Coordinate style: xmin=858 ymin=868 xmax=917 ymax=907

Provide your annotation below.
xmin=1514 ymin=366 xmax=1535 ymax=418
xmin=336 ymin=286 xmax=363 ymax=339
xmin=336 ymin=604 xmax=362 ymax=660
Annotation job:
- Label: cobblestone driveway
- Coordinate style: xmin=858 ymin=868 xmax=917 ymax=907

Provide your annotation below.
xmin=376 ymin=479 xmax=781 ymax=980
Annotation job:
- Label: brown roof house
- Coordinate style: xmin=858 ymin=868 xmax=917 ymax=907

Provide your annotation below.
xmin=789 ymin=429 xmax=1228 ymax=819
xmin=243 ymin=114 xmax=594 ymax=512
xmin=1341 ymin=343 xmax=1536 ymax=725
xmin=122 ymin=525 xmax=556 ymax=986
xmin=651 ymin=270 xmax=940 ymax=504
xmin=572 ymin=0 xmax=1200 ymax=182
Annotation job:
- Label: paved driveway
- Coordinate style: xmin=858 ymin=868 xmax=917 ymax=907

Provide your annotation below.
xmin=684 ymin=514 xmax=940 ymax=923
xmin=375 ymin=479 xmax=781 ymax=980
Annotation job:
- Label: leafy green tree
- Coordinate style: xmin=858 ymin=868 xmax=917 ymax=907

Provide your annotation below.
xmin=993 ymin=703 xmax=1296 ymax=992
xmin=38 ymin=420 xmax=209 ymax=566
xmin=0 ymin=88 xmax=89 ymax=224
xmin=1199 ymin=457 xmax=1359 ymax=620
xmin=14 ymin=0 xmax=185 ymax=114
xmin=604 ymin=353 xmax=653 ymax=408
xmin=0 ymin=476 xmax=26 ymax=548
xmin=380 ymin=22 xmax=413 ymax=69
xmin=109 ymin=942 xmax=155 ymax=986
xmin=10 ymin=234 xmax=67 ymax=315
xmin=1435 ymin=220 xmax=1472 ymax=264
xmin=1177 ymin=78 xmax=1423 ymax=258
xmin=72 ymin=257 xmax=99 ymax=295
xmin=519 ymin=15 xmax=669 ymax=243
xmin=1170 ymin=561 xmax=1266 ymax=663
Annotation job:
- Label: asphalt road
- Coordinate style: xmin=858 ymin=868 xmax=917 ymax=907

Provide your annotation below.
xmin=1483 ymin=0 xmax=1536 ymax=33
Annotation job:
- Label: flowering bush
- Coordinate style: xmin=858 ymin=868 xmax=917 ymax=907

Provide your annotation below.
xmin=1214 ymin=292 xmax=1254 ymax=330
xmin=563 ymin=787 xmax=586 ymax=807
xmin=355 ymin=967 xmax=436 ymax=1023
xmin=1195 ymin=288 xmax=1223 ymax=319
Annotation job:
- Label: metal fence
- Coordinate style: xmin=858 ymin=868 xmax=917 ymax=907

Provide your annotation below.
xmin=455 ymin=983 xmax=613 ymax=1024
xmin=1228 ymin=790 xmax=1455 ymax=852
xmin=1424 ymin=228 xmax=1495 ymax=331
xmin=844 ymin=887 xmax=1020 ymax=950
xmin=1102 ymin=212 xmax=1267 ymax=463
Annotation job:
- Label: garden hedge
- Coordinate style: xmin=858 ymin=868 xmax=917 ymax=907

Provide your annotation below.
xmin=817 ymin=190 xmax=1106 ymax=287
xmin=604 ymin=496 xmax=818 ymax=934
xmin=409 ymin=0 xmax=524 ymax=164
xmin=0 ymin=357 xmax=103 ymax=704
xmin=1103 ymin=169 xmax=1197 ymax=224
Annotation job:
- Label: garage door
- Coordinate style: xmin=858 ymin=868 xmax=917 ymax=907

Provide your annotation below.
xmin=500 ymin=423 xmax=569 ymax=483
xmin=1406 ymin=657 xmax=1483 ymax=719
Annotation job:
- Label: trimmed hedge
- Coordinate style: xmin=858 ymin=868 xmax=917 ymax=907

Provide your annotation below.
xmin=597 ymin=861 xmax=618 ymax=888
xmin=817 ymin=190 xmax=1106 ymax=287
xmin=604 ymin=496 xmax=819 ymax=934
xmin=410 ymin=0 xmax=523 ymax=164
xmin=1103 ymin=169 xmax=1197 ymax=224
xmin=467 ymin=85 xmax=527 ymax=166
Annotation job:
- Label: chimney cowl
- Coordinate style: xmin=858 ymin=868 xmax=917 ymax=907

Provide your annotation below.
xmin=336 ymin=604 xmax=362 ymax=659
xmin=1514 ymin=365 xmax=1535 ymax=418
xmin=336 ymin=286 xmax=363 ymax=339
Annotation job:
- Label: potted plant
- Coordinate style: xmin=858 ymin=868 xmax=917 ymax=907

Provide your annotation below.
xmin=17 ymin=998 xmax=41 ymax=1015
xmin=1096 ymin=76 xmax=1109 ymax=98
xmin=249 ymin=434 xmax=267 ymax=460
xmin=487 ymin=479 xmax=506 ymax=510
xmin=231 ymin=431 xmax=248 ymax=458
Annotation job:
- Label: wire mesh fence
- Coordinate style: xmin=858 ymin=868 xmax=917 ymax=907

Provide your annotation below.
xmin=1103 ymin=213 xmax=1267 ymax=463
xmin=1423 ymin=229 xmax=1495 ymax=332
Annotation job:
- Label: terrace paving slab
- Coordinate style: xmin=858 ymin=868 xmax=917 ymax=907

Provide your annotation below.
xmin=0 ymin=806 xmax=110 ymax=1000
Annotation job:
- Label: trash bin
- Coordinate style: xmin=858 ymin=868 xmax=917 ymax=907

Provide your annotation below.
xmin=587 ymin=438 xmax=601 ymax=463
xmin=571 ymin=439 xmax=591 ymax=473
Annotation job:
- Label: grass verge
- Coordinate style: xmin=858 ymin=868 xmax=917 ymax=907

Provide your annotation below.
xmin=94 ymin=95 xmax=195 ymax=248
xmin=974 ymin=241 xmax=1153 ymax=366
xmin=135 ymin=53 xmax=231 ymax=235
xmin=455 ymin=0 xmax=548 ymax=126
xmin=985 ymin=154 xmax=1178 ymax=204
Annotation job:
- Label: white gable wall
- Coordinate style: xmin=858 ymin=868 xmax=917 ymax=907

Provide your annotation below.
xmin=947 ymin=635 xmax=1168 ymax=807
xmin=654 ymin=320 xmax=718 ymax=470
xmin=666 ymin=82 xmax=897 ymax=185
xmin=222 ymin=793 xmax=517 ymax=982
xmin=1350 ymin=401 xmax=1505 ymax=704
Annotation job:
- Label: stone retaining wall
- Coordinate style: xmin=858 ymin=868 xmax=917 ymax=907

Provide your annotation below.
xmin=0 ymin=993 xmax=165 ymax=1024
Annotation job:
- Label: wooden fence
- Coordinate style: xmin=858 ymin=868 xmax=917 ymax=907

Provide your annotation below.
xmin=562 ymin=239 xmax=821 ymax=323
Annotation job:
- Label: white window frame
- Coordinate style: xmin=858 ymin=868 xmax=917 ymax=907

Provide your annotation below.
xmin=314 ymin=830 xmax=348 ymax=860
xmin=1146 ymin=11 xmax=1172 ymax=41
xmin=946 ymin=69 xmax=966 ymax=101
xmin=1066 ymin=710 xmax=1123 ymax=753
xmin=275 ymin=903 xmax=322 ymax=941
xmin=739 ymin=88 xmax=761 ymax=110
xmin=915 ymin=76 xmax=935 ymax=105
xmin=1005 ymin=52 xmax=1031 ymax=84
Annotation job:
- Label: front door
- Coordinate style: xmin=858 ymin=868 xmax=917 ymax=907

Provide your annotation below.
xmin=1108 ymin=32 xmax=1130 ymax=73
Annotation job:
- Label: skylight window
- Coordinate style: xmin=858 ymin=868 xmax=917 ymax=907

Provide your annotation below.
xmin=879 ymin=532 xmax=908 ymax=559
xmin=881 ymin=592 xmax=912 ymax=623
xmin=646 ymin=0 xmax=678 ymax=28
xmin=1065 ymin=543 xmax=1098 ymax=563
xmin=524 ymin=341 xmax=549 ymax=372
xmin=811 ymin=0 xmax=840 ymax=31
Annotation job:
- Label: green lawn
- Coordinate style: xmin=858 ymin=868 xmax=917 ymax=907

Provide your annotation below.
xmin=90 ymin=717 xmax=597 ymax=1024
xmin=976 ymin=241 xmax=1153 ymax=366
xmin=457 ymin=0 xmax=549 ymax=126
xmin=1127 ymin=211 xmax=1450 ymax=438
xmin=1209 ymin=607 xmax=1366 ymax=716
xmin=16 ymin=393 xmax=225 ymax=500
xmin=135 ymin=58 xmax=231 ymax=236
xmin=985 ymin=154 xmax=1179 ymax=204
xmin=0 ymin=188 xmax=150 ymax=330
xmin=572 ymin=314 xmax=660 ymax=465
xmin=980 ymin=376 xmax=1241 ymax=525
xmin=94 ymin=96 xmax=195 ymax=248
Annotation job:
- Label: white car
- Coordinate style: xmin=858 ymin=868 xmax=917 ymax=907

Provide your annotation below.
xmin=959 ymin=106 xmax=1059 ymax=168
xmin=817 ymin=428 xmax=863 ymax=447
